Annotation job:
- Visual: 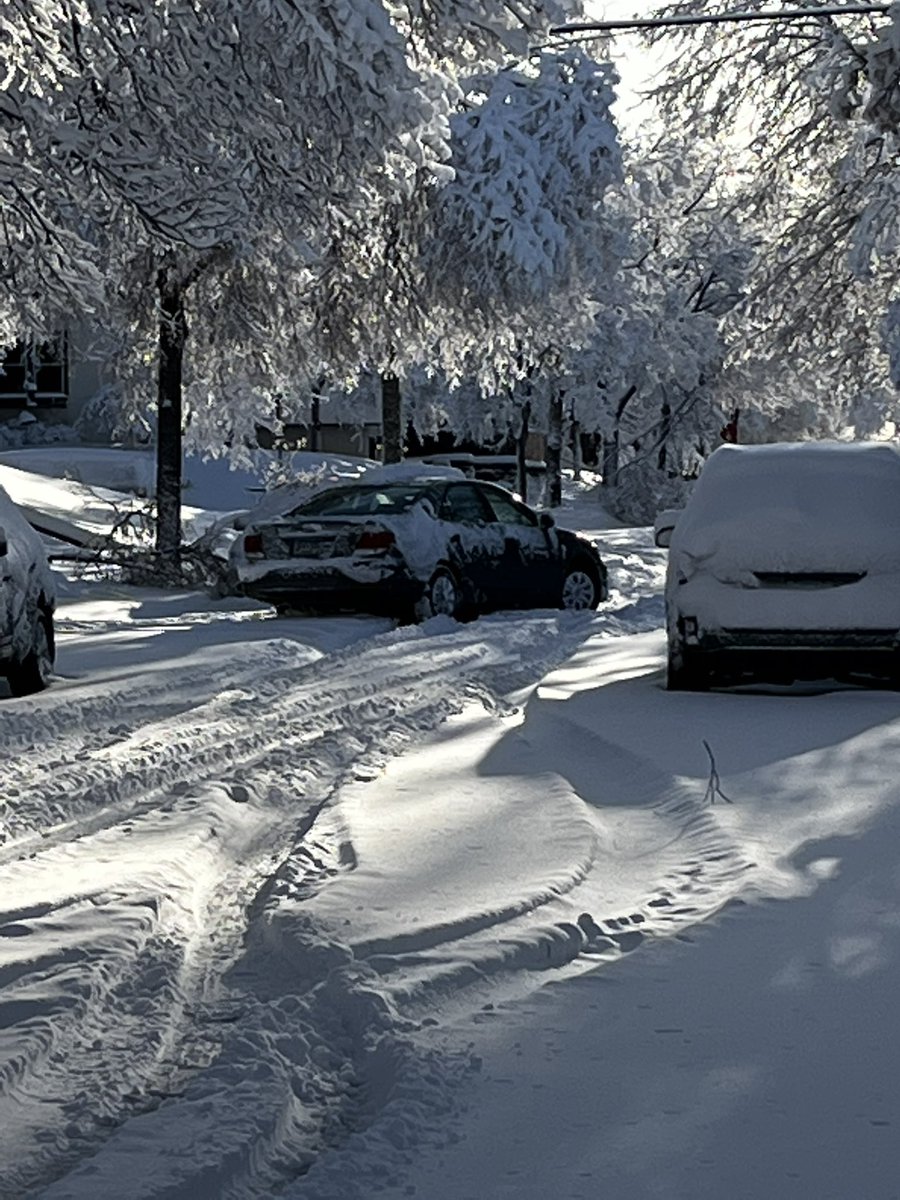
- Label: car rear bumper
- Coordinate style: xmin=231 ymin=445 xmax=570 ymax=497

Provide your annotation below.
xmin=239 ymin=567 xmax=424 ymax=615
xmin=689 ymin=628 xmax=900 ymax=681
xmin=705 ymin=628 xmax=900 ymax=652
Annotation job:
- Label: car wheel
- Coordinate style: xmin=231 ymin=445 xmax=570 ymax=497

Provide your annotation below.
xmin=6 ymin=611 xmax=54 ymax=697
xmin=560 ymin=563 xmax=601 ymax=611
xmin=421 ymin=566 xmax=462 ymax=620
xmin=666 ymin=643 xmax=711 ymax=692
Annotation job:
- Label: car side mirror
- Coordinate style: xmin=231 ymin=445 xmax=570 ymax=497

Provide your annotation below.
xmin=0 ymin=526 xmax=8 ymax=557
xmin=653 ymin=509 xmax=681 ymax=549
xmin=539 ymin=512 xmax=555 ymax=530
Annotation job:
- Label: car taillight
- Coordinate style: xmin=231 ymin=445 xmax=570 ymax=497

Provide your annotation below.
xmin=243 ymin=532 xmax=263 ymax=556
xmin=356 ymin=529 xmax=395 ymax=552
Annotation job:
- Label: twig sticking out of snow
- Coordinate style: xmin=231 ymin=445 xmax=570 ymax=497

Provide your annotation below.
xmin=702 ymin=738 xmax=733 ymax=805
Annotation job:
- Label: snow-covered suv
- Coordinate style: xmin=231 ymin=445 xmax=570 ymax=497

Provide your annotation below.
xmin=657 ymin=442 xmax=900 ymax=689
xmin=0 ymin=485 xmax=55 ymax=695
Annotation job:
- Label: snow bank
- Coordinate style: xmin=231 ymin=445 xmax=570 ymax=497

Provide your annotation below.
xmin=0 ymin=446 xmax=157 ymax=498
xmin=0 ymin=462 xmax=145 ymax=548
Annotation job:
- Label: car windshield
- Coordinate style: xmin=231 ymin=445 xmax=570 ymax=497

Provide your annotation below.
xmin=292 ymin=484 xmax=430 ymax=518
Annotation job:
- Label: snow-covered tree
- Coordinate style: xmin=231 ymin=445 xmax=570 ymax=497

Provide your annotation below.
xmin=422 ymin=46 xmax=626 ymax=501
xmin=3 ymin=0 xmax=583 ymax=564
xmin=301 ymin=40 xmax=628 ymax=481
xmin=432 ymin=49 xmax=623 ymax=312
xmin=643 ymin=1 xmax=900 ymax=437
xmin=520 ymin=138 xmax=753 ymax=522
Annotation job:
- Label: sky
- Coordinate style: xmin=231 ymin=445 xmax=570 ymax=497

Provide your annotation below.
xmin=580 ymin=1 xmax=668 ymax=130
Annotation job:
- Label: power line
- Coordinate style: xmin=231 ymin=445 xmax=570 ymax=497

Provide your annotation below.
xmin=550 ymin=4 xmax=891 ymax=35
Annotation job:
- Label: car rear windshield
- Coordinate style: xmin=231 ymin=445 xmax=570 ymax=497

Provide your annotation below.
xmin=293 ymin=485 xmax=431 ymax=517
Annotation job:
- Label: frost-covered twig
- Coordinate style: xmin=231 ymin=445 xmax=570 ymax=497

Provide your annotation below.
xmin=702 ymin=739 xmax=734 ymax=805
xmin=62 ymin=486 xmax=233 ymax=591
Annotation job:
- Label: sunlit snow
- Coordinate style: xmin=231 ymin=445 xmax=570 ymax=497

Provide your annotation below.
xmin=0 ymin=448 xmax=898 ymax=1199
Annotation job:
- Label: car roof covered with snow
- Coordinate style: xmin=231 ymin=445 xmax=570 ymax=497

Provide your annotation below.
xmin=236 ymin=461 xmax=465 ymax=529
xmin=672 ymin=441 xmax=900 ymax=571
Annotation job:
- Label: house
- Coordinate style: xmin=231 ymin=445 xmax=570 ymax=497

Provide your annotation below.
xmin=0 ymin=332 xmax=102 ymax=430
xmin=0 ymin=332 xmax=384 ymax=456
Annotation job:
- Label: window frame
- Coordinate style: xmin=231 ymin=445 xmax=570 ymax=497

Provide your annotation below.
xmin=0 ymin=333 xmax=69 ymax=409
xmin=479 ymin=484 xmax=540 ymax=528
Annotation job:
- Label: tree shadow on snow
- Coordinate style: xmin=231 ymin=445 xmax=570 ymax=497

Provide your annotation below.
xmin=478 ymin=640 xmax=900 ymax=804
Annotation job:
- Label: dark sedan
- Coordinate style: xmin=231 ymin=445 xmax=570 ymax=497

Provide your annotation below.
xmin=229 ymin=477 xmax=608 ymax=621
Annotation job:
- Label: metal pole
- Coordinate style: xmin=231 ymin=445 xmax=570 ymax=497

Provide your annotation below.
xmin=551 ymin=4 xmax=890 ymax=35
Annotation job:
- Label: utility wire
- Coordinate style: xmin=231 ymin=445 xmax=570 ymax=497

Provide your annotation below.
xmin=551 ymin=4 xmax=891 ymax=35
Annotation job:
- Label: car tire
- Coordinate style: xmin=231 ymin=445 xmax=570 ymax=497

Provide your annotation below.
xmin=6 ymin=610 xmax=54 ymax=697
xmin=666 ymin=643 xmax=711 ymax=692
xmin=420 ymin=566 xmax=462 ymax=620
xmin=560 ymin=562 xmax=602 ymax=611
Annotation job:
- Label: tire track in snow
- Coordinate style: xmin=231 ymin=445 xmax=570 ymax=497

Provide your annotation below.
xmin=0 ymin=629 xmax=504 ymax=857
xmin=346 ymin=783 xmax=752 ymax=1024
xmin=34 ymin=642 xmax=759 ymax=1200
xmin=0 ymin=637 xmax=317 ymax=755
xmin=174 ymin=786 xmax=751 ymax=1200
xmin=0 ymin=613 xmax=599 ymax=1199
xmin=209 ymin=733 xmax=755 ymax=1200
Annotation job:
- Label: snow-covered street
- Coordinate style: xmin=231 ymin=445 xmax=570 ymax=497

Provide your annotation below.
xmin=1 ymin=507 xmax=899 ymax=1198
xmin=10 ymin=0 xmax=900 ymax=1193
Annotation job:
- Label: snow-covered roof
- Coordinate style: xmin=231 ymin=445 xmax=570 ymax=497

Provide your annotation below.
xmin=357 ymin=462 xmax=465 ymax=484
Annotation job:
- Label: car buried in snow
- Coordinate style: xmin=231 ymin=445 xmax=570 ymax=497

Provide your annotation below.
xmin=0 ymin=484 xmax=55 ymax=696
xmin=657 ymin=441 xmax=900 ymax=690
xmin=228 ymin=476 xmax=608 ymax=620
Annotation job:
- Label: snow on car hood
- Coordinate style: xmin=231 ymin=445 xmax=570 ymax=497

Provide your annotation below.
xmin=671 ymin=442 xmax=900 ymax=576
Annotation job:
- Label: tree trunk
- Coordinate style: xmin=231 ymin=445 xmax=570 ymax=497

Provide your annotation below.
xmin=516 ymin=399 xmax=532 ymax=504
xmin=570 ymin=415 xmax=582 ymax=481
xmin=381 ymin=373 xmax=402 ymax=464
xmin=310 ymin=388 xmax=322 ymax=453
xmin=601 ymin=428 xmax=620 ymax=490
xmin=658 ymin=394 xmax=672 ymax=471
xmin=155 ymin=267 xmax=186 ymax=570
xmin=546 ymin=388 xmax=564 ymax=508
xmin=601 ymin=385 xmax=637 ymax=492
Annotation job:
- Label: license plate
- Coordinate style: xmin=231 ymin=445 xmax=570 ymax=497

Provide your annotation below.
xmin=288 ymin=537 xmax=334 ymax=559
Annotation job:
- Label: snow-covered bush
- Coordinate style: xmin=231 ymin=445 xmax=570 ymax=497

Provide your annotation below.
xmin=0 ymin=413 xmax=75 ymax=451
xmin=604 ymin=465 xmax=695 ymax=527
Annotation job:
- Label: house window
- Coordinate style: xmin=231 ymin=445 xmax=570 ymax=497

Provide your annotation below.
xmin=0 ymin=334 xmax=69 ymax=408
